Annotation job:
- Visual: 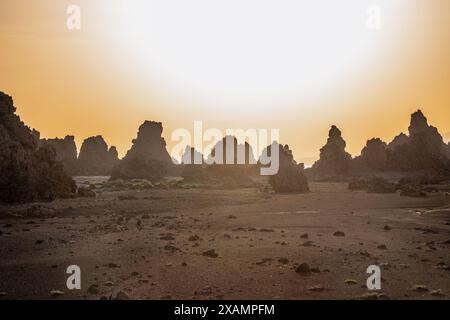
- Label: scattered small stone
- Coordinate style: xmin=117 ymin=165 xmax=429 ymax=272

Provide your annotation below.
xmin=345 ymin=279 xmax=357 ymax=285
xmin=301 ymin=241 xmax=314 ymax=247
xmin=413 ymin=285 xmax=429 ymax=292
xmin=188 ymin=235 xmax=200 ymax=241
xmin=87 ymin=284 xmax=99 ymax=294
xmin=377 ymin=244 xmax=387 ymax=250
xmin=307 ymin=285 xmax=325 ymax=292
xmin=295 ymin=263 xmax=311 ymax=275
xmin=110 ymin=290 xmax=130 ymax=300
xmin=164 ymin=244 xmax=181 ymax=253
xmin=227 ymin=215 xmax=237 ymax=219
xmin=50 ymin=290 xmax=64 ymax=297
xmin=300 ymin=233 xmax=308 ymax=239
xmin=358 ymin=292 xmax=388 ymax=300
xmin=259 ymin=228 xmax=275 ymax=232
xmin=383 ymin=225 xmax=391 ymax=231
xmin=333 ymin=231 xmax=345 ymax=237
xmin=160 ymin=234 xmax=175 ymax=240
xmin=107 ymin=263 xmax=120 ymax=268
xmin=202 ymin=249 xmax=219 ymax=258
xmin=430 ymin=289 xmax=444 ymax=297
xmin=278 ymin=258 xmax=289 ymax=265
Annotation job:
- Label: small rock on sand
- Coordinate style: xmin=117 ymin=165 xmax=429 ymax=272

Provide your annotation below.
xmin=333 ymin=231 xmax=345 ymax=237
xmin=295 ymin=263 xmax=311 ymax=275
xmin=202 ymin=249 xmax=219 ymax=258
xmin=50 ymin=290 xmax=64 ymax=297
xmin=307 ymin=285 xmax=325 ymax=292
xmin=413 ymin=285 xmax=429 ymax=292
xmin=110 ymin=290 xmax=130 ymax=300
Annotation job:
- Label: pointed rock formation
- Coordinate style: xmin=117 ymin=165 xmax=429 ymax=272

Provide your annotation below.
xmin=388 ymin=110 xmax=448 ymax=170
xmin=77 ymin=135 xmax=120 ymax=176
xmin=311 ymin=125 xmax=352 ymax=175
xmin=387 ymin=133 xmax=408 ymax=150
xmin=266 ymin=143 xmax=309 ymax=193
xmin=180 ymin=146 xmax=207 ymax=182
xmin=206 ymin=136 xmax=256 ymax=165
xmin=110 ymin=121 xmax=172 ymax=180
xmin=353 ymin=138 xmax=388 ymax=171
xmin=0 ymin=91 xmax=75 ymax=203
xmin=181 ymin=145 xmax=204 ymax=165
xmin=202 ymin=136 xmax=258 ymax=186
xmin=124 ymin=121 xmax=172 ymax=163
xmin=40 ymin=135 xmax=78 ymax=175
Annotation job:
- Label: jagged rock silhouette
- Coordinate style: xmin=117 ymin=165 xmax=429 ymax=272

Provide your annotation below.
xmin=206 ymin=135 xmax=256 ymax=165
xmin=77 ymin=135 xmax=120 ymax=176
xmin=203 ymin=136 xmax=258 ymax=187
xmin=265 ymin=143 xmax=309 ymax=193
xmin=387 ymin=110 xmax=448 ymax=170
xmin=311 ymin=125 xmax=352 ymax=175
xmin=40 ymin=135 xmax=78 ymax=175
xmin=0 ymin=91 xmax=76 ymax=203
xmin=353 ymin=138 xmax=388 ymax=171
xmin=180 ymin=146 xmax=208 ymax=182
xmin=111 ymin=121 xmax=172 ymax=180
xmin=387 ymin=133 xmax=409 ymax=150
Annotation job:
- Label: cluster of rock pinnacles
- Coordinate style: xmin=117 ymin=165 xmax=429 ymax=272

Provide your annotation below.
xmin=1 ymin=90 xmax=449 ymax=203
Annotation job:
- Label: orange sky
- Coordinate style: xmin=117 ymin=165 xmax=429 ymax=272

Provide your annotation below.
xmin=1 ymin=0 xmax=449 ymax=164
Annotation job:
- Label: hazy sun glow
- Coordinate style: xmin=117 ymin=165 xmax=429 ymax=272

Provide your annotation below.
xmin=102 ymin=0 xmax=401 ymax=110
xmin=1 ymin=0 xmax=449 ymax=164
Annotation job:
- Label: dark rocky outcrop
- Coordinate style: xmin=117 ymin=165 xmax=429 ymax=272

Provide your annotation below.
xmin=387 ymin=133 xmax=409 ymax=150
xmin=204 ymin=136 xmax=258 ymax=187
xmin=180 ymin=146 xmax=208 ymax=182
xmin=111 ymin=121 xmax=172 ymax=180
xmin=311 ymin=126 xmax=352 ymax=175
xmin=77 ymin=136 xmax=120 ymax=176
xmin=387 ymin=110 xmax=448 ymax=170
xmin=0 ymin=91 xmax=76 ymax=203
xmin=40 ymin=136 xmax=78 ymax=175
xmin=266 ymin=143 xmax=309 ymax=193
xmin=206 ymin=135 xmax=256 ymax=165
xmin=353 ymin=138 xmax=388 ymax=171
xmin=123 ymin=121 xmax=172 ymax=163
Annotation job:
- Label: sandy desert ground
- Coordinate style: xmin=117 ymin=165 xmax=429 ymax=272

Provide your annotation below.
xmin=0 ymin=179 xmax=449 ymax=300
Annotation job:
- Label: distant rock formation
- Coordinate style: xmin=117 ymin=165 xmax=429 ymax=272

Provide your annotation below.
xmin=180 ymin=146 xmax=208 ymax=182
xmin=124 ymin=121 xmax=172 ymax=163
xmin=181 ymin=145 xmax=204 ymax=165
xmin=387 ymin=133 xmax=408 ymax=150
xmin=311 ymin=125 xmax=352 ymax=175
xmin=388 ymin=110 xmax=448 ymax=170
xmin=266 ymin=143 xmax=309 ymax=193
xmin=0 ymin=91 xmax=76 ymax=203
xmin=111 ymin=121 xmax=172 ymax=180
xmin=77 ymin=135 xmax=120 ymax=176
xmin=40 ymin=135 xmax=78 ymax=175
xmin=353 ymin=138 xmax=388 ymax=171
xmin=203 ymin=136 xmax=258 ymax=186
xmin=206 ymin=136 xmax=256 ymax=165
